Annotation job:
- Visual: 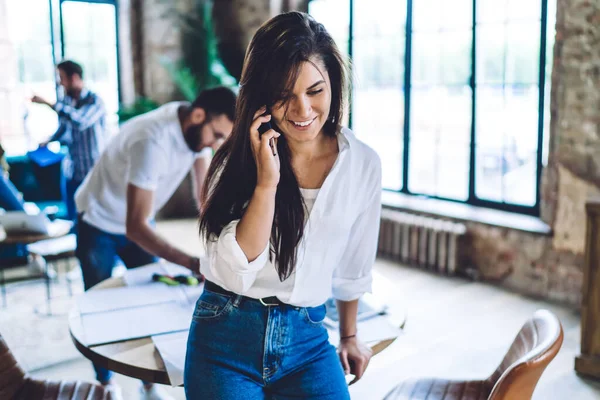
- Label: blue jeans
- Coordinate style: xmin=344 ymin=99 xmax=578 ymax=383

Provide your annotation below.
xmin=76 ymin=217 xmax=158 ymax=383
xmin=184 ymin=282 xmax=350 ymax=399
xmin=65 ymin=177 xmax=83 ymax=229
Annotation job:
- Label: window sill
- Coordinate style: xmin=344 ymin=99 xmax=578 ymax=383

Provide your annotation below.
xmin=381 ymin=191 xmax=552 ymax=236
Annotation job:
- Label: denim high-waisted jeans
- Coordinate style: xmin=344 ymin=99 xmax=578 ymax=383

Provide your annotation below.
xmin=184 ymin=281 xmax=350 ymax=399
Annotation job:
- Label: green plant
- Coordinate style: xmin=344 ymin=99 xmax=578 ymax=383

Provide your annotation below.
xmin=117 ymin=97 xmax=160 ymax=123
xmin=160 ymin=0 xmax=237 ymax=101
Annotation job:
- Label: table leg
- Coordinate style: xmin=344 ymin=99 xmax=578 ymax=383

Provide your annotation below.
xmin=45 ymin=258 xmax=52 ymax=316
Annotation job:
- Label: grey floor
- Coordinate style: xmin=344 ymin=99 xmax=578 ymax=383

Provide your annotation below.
xmin=31 ymin=219 xmax=600 ymax=399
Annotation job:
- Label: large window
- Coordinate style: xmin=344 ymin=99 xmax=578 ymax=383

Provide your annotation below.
xmin=5 ymin=0 xmax=119 ymax=154
xmin=310 ymin=0 xmax=555 ymax=215
xmin=61 ymin=0 xmax=120 ymax=124
xmin=6 ymin=0 xmax=58 ymax=152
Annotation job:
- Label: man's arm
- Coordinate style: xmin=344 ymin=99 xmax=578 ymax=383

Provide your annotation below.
xmin=125 ymin=183 xmax=200 ymax=273
xmin=192 ymin=156 xmax=210 ymax=212
xmin=32 ymin=94 xmax=105 ymax=130
xmin=53 ymin=96 xmax=105 ymax=130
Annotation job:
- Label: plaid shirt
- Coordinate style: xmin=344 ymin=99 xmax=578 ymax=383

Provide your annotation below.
xmin=50 ymin=88 xmax=107 ymax=181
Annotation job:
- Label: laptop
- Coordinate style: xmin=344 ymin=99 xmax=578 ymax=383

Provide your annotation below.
xmin=0 ymin=211 xmax=72 ymax=236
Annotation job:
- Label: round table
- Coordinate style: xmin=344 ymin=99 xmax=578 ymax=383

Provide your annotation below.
xmin=69 ymin=276 xmax=405 ymax=386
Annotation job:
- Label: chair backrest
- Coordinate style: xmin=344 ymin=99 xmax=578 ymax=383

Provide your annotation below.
xmin=0 ymin=332 xmax=27 ymax=399
xmin=0 ymin=332 xmax=111 ymax=399
xmin=487 ymin=309 xmax=564 ymax=400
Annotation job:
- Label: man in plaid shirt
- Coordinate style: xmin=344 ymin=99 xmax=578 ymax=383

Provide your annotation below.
xmin=32 ymin=60 xmax=107 ymax=226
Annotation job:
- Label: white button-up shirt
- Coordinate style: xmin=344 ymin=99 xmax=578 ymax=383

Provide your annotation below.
xmin=203 ymin=127 xmax=382 ymax=307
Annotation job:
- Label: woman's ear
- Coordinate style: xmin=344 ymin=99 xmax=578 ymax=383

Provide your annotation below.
xmin=190 ymin=107 xmax=206 ymax=125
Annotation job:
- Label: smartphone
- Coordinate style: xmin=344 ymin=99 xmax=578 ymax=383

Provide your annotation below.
xmin=258 ymin=120 xmax=272 ymax=135
xmin=258 ymin=106 xmax=272 ymax=136
xmin=258 ymin=108 xmax=276 ymax=155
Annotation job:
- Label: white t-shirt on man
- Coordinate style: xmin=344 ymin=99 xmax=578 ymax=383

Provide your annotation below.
xmin=75 ymin=102 xmax=210 ymax=234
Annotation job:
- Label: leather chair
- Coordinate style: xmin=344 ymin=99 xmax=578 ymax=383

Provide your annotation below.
xmin=384 ymin=309 xmax=564 ymax=400
xmin=0 ymin=333 xmax=114 ymax=399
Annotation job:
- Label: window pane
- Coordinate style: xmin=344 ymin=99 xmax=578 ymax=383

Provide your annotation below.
xmin=476 ymin=26 xmax=505 ymax=84
xmin=410 ymin=88 xmax=441 ymax=143
xmin=62 ymin=1 xmax=119 ymax=126
xmin=409 ymin=0 xmax=472 ymax=200
xmin=475 ymin=1 xmax=542 ymax=207
xmin=506 ymin=22 xmax=541 ymax=84
xmin=436 ymin=143 xmax=469 ymax=200
xmin=441 ymin=0 xmax=473 ymax=29
xmin=441 ymin=31 xmax=471 ymax=85
xmin=354 ymin=88 xmax=404 ymax=190
xmin=352 ymin=0 xmax=406 ymax=191
xmin=439 ymin=87 xmax=472 ymax=144
xmin=408 ymin=138 xmax=437 ymax=196
xmin=6 ymin=0 xmax=58 ymax=150
xmin=410 ymin=87 xmax=471 ymax=199
xmin=477 ymin=0 xmax=508 ymax=23
xmin=507 ymin=0 xmax=541 ymax=21
xmin=503 ymin=150 xmax=537 ymax=205
xmin=413 ymin=0 xmax=442 ymax=31
xmin=354 ymin=0 xmax=406 ymax=38
xmin=505 ymin=85 xmax=539 ymax=152
xmin=308 ymin=0 xmax=350 ymax=56
xmin=412 ymin=33 xmax=441 ymax=86
xmin=475 ymin=144 xmax=503 ymax=201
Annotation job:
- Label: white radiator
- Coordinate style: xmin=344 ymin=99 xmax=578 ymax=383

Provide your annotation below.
xmin=378 ymin=209 xmax=467 ymax=275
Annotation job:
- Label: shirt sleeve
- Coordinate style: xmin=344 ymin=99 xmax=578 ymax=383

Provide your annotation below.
xmin=53 ymin=95 xmax=105 ymax=130
xmin=208 ymin=219 xmax=270 ymax=294
xmin=127 ymin=139 xmax=168 ymax=191
xmin=332 ymin=160 xmax=382 ymax=301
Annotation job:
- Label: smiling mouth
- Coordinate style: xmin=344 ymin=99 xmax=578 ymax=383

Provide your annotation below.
xmin=289 ymin=117 xmax=316 ymax=127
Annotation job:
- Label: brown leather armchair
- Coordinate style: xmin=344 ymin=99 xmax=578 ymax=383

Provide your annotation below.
xmin=0 ymin=333 xmax=114 ymax=399
xmin=384 ymin=309 xmax=564 ymax=400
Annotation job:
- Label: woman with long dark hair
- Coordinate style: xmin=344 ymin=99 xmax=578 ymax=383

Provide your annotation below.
xmin=185 ymin=12 xmax=381 ymax=399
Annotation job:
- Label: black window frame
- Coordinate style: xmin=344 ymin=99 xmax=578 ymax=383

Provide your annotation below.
xmin=50 ymin=0 xmax=121 ymax=104
xmin=311 ymin=0 xmax=552 ymax=217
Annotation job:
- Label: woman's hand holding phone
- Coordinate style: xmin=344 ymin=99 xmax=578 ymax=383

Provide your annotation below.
xmin=250 ymin=106 xmax=280 ymax=190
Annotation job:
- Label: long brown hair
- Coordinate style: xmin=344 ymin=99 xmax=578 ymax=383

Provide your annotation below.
xmin=199 ymin=12 xmax=349 ymax=280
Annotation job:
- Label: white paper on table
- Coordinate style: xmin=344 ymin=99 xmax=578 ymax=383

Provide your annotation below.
xmin=327 ymin=315 xmax=402 ymax=347
xmin=152 ymin=331 xmax=189 ymax=387
xmin=76 ymin=284 xmax=188 ymax=314
xmin=82 ymin=301 xmax=194 ymax=346
xmin=123 ymin=260 xmax=207 ymax=303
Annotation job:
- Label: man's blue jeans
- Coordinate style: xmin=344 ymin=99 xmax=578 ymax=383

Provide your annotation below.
xmin=76 ymin=217 xmax=158 ymax=383
xmin=184 ymin=282 xmax=350 ymax=399
xmin=65 ymin=177 xmax=83 ymax=228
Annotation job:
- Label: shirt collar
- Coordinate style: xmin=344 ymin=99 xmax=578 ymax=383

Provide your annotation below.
xmin=337 ymin=126 xmax=351 ymax=153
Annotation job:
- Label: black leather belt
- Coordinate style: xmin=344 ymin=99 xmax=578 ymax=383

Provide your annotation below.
xmin=204 ymin=281 xmax=287 ymax=307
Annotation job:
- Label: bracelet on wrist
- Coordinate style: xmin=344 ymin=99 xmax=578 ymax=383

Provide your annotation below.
xmin=340 ymin=334 xmax=357 ymax=341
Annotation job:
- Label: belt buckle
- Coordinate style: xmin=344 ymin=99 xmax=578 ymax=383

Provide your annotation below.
xmin=259 ymin=297 xmax=279 ymax=307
